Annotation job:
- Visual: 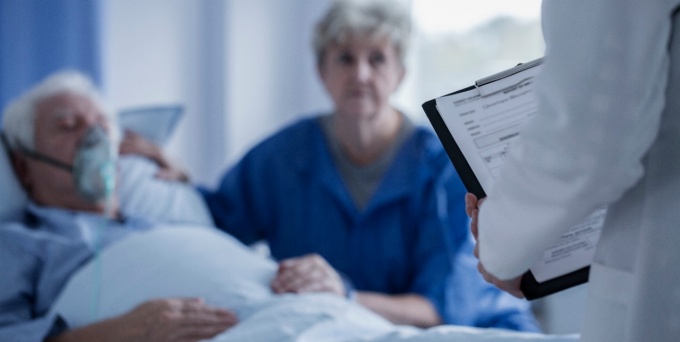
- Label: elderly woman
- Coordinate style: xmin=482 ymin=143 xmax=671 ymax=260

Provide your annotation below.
xmin=124 ymin=0 xmax=538 ymax=330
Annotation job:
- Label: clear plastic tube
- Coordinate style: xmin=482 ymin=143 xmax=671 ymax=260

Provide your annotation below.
xmin=89 ymin=163 xmax=116 ymax=321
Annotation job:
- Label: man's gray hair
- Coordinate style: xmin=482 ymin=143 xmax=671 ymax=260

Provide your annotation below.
xmin=1 ymin=70 xmax=118 ymax=152
xmin=312 ymin=0 xmax=411 ymax=66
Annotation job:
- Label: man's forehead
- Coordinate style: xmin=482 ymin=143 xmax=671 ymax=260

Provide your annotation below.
xmin=36 ymin=92 xmax=100 ymax=119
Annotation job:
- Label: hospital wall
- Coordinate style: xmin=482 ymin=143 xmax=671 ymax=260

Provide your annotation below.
xmin=103 ymin=0 xmax=586 ymax=335
xmin=104 ymin=0 xmax=333 ymax=187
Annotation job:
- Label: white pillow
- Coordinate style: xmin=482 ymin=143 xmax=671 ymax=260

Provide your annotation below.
xmin=114 ymin=104 xmax=214 ymax=225
xmin=51 ymin=226 xmax=277 ymax=328
xmin=50 ymin=226 xmax=396 ymax=342
xmin=117 ymin=155 xmax=214 ymax=226
xmin=49 ymin=226 xmax=575 ymax=342
xmin=0 ymin=141 xmax=28 ymax=222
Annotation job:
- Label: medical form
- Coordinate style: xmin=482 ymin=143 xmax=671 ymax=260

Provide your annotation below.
xmin=424 ymin=59 xmax=606 ymax=298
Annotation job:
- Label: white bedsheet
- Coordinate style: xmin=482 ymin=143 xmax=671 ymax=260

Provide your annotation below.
xmin=51 ymin=226 xmax=579 ymax=342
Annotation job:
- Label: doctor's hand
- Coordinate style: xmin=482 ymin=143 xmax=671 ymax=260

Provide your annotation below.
xmin=271 ymin=254 xmax=346 ymax=297
xmin=465 ymin=193 xmax=524 ymax=299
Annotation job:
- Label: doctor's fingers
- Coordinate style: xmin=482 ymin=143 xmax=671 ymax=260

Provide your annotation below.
xmin=470 ymin=209 xmax=479 ymax=240
xmin=477 ymin=263 xmax=524 ymax=299
xmin=465 ymin=193 xmax=478 ymax=217
xmin=493 ymin=277 xmax=524 ymax=299
xmin=478 ymin=262 xmax=494 ymax=284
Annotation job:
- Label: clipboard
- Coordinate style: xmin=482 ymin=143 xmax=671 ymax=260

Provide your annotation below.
xmin=422 ymin=59 xmax=597 ymax=300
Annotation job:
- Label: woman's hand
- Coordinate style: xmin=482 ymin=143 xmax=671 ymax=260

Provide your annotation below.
xmin=271 ymin=254 xmax=345 ymax=296
xmin=465 ymin=193 xmax=524 ymax=299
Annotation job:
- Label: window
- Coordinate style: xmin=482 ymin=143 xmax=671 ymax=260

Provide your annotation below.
xmin=395 ymin=0 xmax=544 ymax=122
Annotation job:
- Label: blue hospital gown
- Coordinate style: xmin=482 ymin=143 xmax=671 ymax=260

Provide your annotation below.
xmin=200 ymin=117 xmax=539 ymax=331
xmin=0 ymin=203 xmax=153 ymax=341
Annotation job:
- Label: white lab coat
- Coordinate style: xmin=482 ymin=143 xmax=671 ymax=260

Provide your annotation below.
xmin=477 ymin=1 xmax=680 ymax=341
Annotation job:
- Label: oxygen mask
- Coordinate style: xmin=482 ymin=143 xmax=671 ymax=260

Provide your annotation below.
xmin=19 ymin=125 xmax=117 ymax=205
xmin=72 ymin=125 xmax=117 ymax=203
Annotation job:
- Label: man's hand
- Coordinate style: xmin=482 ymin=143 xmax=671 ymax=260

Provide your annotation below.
xmin=465 ymin=193 xmax=524 ymax=299
xmin=48 ymin=298 xmax=237 ymax=342
xmin=116 ymin=298 xmax=238 ymax=342
xmin=271 ymin=254 xmax=345 ymax=296
xmin=119 ymin=130 xmax=190 ymax=182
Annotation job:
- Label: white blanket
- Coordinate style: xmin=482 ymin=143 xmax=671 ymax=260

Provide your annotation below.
xmin=51 ymin=226 xmax=578 ymax=342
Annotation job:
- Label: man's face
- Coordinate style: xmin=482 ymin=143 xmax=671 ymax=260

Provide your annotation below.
xmin=19 ymin=92 xmax=113 ymax=209
xmin=319 ymin=35 xmax=405 ymax=120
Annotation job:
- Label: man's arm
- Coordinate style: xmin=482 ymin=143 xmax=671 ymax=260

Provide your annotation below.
xmin=47 ymin=298 xmax=237 ymax=342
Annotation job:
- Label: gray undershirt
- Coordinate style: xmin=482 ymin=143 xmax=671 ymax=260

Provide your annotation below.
xmin=319 ymin=113 xmax=414 ymax=211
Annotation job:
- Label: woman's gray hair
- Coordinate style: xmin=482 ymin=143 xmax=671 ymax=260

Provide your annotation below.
xmin=313 ymin=0 xmax=411 ymax=66
xmin=1 ymin=70 xmax=118 ymax=152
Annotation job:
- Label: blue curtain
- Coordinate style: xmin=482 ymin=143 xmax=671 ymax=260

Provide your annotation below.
xmin=0 ymin=0 xmax=103 ymax=124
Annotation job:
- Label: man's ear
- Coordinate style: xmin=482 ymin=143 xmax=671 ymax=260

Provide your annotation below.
xmin=10 ymin=152 xmax=33 ymax=193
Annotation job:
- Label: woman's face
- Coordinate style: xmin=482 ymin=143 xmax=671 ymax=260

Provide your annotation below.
xmin=319 ymin=35 xmax=405 ymax=120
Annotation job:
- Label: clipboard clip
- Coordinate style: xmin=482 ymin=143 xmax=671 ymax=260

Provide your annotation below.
xmin=474 ymin=58 xmax=544 ymax=98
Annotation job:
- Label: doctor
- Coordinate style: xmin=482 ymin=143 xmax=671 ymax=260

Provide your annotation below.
xmin=468 ymin=0 xmax=680 ymax=341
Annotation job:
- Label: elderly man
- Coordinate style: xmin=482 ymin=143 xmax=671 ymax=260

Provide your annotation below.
xmin=0 ymin=71 xmax=237 ymax=342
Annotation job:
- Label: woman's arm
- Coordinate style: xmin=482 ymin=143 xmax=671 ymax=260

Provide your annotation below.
xmin=270 ymin=254 xmax=441 ymax=327
xmin=355 ymin=292 xmax=441 ymax=328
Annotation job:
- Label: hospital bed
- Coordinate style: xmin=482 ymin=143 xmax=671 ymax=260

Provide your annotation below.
xmin=0 ymin=132 xmax=579 ymax=342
